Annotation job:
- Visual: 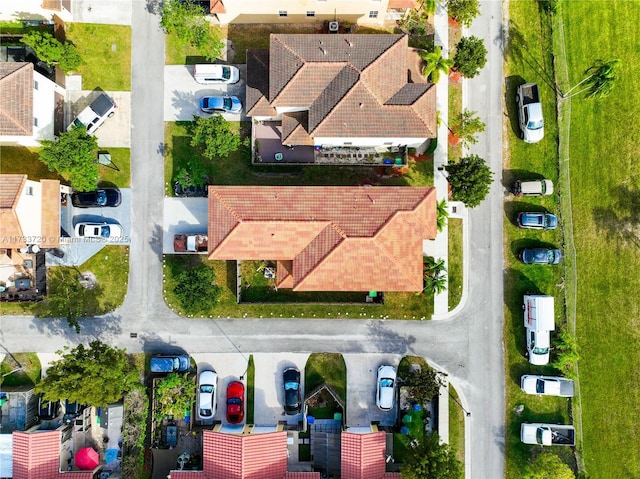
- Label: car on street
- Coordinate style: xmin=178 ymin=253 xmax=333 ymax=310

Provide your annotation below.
xmin=283 ymin=367 xmax=302 ymax=415
xmin=199 ymin=96 xmax=242 ymax=114
xmin=197 ymin=370 xmax=218 ymax=420
xmin=226 ymin=380 xmax=245 ymax=424
xmin=74 ymin=222 xmax=123 ymax=240
xmin=516 ymin=211 xmax=557 ymax=230
xmin=519 ymin=248 xmax=562 ymax=265
xmin=520 ymin=375 xmax=575 ymax=397
xmin=71 ymin=188 xmax=122 ymax=208
xmin=376 ymin=365 xmax=397 ymax=411
xmin=150 ymin=354 xmax=190 ymax=373
xmin=38 ymin=394 xmax=60 ymax=420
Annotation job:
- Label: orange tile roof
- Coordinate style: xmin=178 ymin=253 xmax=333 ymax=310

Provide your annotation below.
xmin=0 ymin=175 xmax=27 ymax=248
xmin=341 ymin=432 xmax=387 ymax=479
xmin=208 ymin=186 xmax=436 ymax=292
xmin=210 ymin=0 xmax=226 ymax=13
xmin=12 ymin=431 xmax=95 ymax=479
xmin=0 ymin=63 xmax=34 ymax=137
xmin=388 ymin=0 xmax=418 ymax=8
xmin=40 ymin=179 xmax=60 ymax=247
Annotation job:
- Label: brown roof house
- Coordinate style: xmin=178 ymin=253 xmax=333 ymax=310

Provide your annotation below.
xmin=0 ymin=62 xmax=61 ymax=146
xmin=208 ymin=185 xmax=436 ymax=292
xmin=246 ymin=34 xmax=435 ymax=165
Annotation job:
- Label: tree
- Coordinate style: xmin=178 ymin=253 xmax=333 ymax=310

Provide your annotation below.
xmin=446 ymin=0 xmax=480 ymax=27
xmin=403 ymin=365 xmax=445 ymax=405
xmin=21 ymin=31 xmax=81 ymax=72
xmin=561 ymin=59 xmax=622 ymax=99
xmin=401 ymin=433 xmax=463 ymax=479
xmin=419 ymin=47 xmax=454 ymax=83
xmin=39 ymin=126 xmax=98 ymax=191
xmin=38 ymin=267 xmax=95 ymax=333
xmin=436 ymin=198 xmax=449 ymax=232
xmin=445 ymin=155 xmax=493 ymax=208
xmin=173 ymin=265 xmax=221 ymax=314
xmin=154 ymin=373 xmax=195 ymax=421
xmin=550 ymin=328 xmax=580 ymax=378
xmin=524 ymin=453 xmax=575 ymax=479
xmin=35 ymin=341 xmax=139 ymax=406
xmin=190 ymin=114 xmax=246 ymax=160
xmin=450 ymin=109 xmax=485 ymax=147
xmin=423 ymin=256 xmax=447 ymax=295
xmin=453 ymin=36 xmax=487 ymax=78
xmin=160 ymin=0 xmax=224 ymax=62
xmin=174 ymin=157 xmax=208 ymax=188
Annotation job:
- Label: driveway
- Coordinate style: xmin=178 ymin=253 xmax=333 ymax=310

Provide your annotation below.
xmin=163 ymin=65 xmax=247 ymax=121
xmin=66 ymin=90 xmax=131 ymax=148
xmin=162 ymin=198 xmax=209 ymax=254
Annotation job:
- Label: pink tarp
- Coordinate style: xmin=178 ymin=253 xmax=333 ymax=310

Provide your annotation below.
xmin=75 ymin=447 xmax=99 ymax=470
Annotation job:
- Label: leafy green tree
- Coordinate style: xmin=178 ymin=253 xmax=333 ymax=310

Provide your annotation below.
xmin=160 ymin=0 xmax=224 ymax=62
xmin=436 ymin=198 xmax=449 ymax=232
xmin=550 ymin=328 xmax=580 ymax=378
xmin=175 ymin=157 xmax=208 ymax=188
xmin=423 ymin=256 xmax=447 ymax=295
xmin=21 ymin=31 xmax=81 ymax=71
xmin=403 ymin=365 xmax=444 ymax=405
xmin=453 ymin=36 xmax=487 ymax=78
xmin=561 ymin=59 xmax=622 ymax=99
xmin=38 ymin=268 xmax=93 ymax=333
xmin=154 ymin=373 xmax=195 ymax=421
xmin=524 ymin=453 xmax=575 ymax=479
xmin=450 ymin=109 xmax=485 ymax=147
xmin=446 ymin=0 xmax=480 ymax=27
xmin=190 ymin=114 xmax=246 ymax=160
xmin=401 ymin=433 xmax=463 ymax=479
xmin=419 ymin=46 xmax=454 ymax=83
xmin=39 ymin=126 xmax=98 ymax=191
xmin=445 ymin=155 xmax=493 ymax=208
xmin=35 ymin=341 xmax=139 ymax=406
xmin=174 ymin=265 xmax=221 ymax=314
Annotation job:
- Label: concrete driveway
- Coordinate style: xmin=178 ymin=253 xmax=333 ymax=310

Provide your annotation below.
xmin=162 ymin=198 xmax=209 ymax=254
xmin=163 ymin=65 xmax=247 ymax=121
xmin=67 ymin=90 xmax=131 ymax=147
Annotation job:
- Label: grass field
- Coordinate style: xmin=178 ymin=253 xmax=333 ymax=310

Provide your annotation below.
xmin=65 ymin=23 xmax=131 ymax=91
xmin=0 ymin=353 xmax=41 ymax=387
xmin=448 ymin=218 xmax=463 ymax=310
xmin=304 ymin=353 xmax=347 ymax=403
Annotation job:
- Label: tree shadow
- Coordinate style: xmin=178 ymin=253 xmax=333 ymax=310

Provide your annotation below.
xmin=592 ymin=183 xmax=640 ymax=249
xmin=366 ymin=320 xmax=417 ymax=355
xmin=502 ymin=168 xmax=544 ymax=192
xmin=506 ymin=20 xmax=556 ymax=92
xmin=504 ymin=75 xmax=525 ymax=139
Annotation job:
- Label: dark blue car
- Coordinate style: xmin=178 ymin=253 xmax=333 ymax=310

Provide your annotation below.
xmin=150 ymin=354 xmax=190 ymax=373
xmin=516 ymin=212 xmax=557 ymax=230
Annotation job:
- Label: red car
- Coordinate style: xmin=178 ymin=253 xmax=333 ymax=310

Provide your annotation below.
xmin=226 ymin=381 xmax=245 ymax=424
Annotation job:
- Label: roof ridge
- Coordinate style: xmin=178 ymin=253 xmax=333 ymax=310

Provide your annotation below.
xmin=271 ymin=35 xmax=306 ymax=102
xmin=373 ymin=212 xmax=420 ymax=285
xmin=310 ymin=64 xmax=361 ymax=133
xmin=211 ymin=187 xmax=242 ymax=223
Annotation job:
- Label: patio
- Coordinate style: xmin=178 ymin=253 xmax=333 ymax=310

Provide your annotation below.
xmin=253 ymin=122 xmax=315 ymax=164
xmin=0 ymin=249 xmax=45 ymax=300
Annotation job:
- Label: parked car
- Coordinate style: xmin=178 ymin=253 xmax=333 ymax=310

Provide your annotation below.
xmin=71 ymin=188 xmax=121 ymax=208
xmin=520 ymin=375 xmax=575 ymax=397
xmin=283 ymin=368 xmax=302 ymax=415
xmin=38 ymin=394 xmax=60 ymax=420
xmin=67 ymin=93 xmax=117 ymax=134
xmin=519 ymin=248 xmax=562 ymax=265
xmin=513 ymin=179 xmax=553 ymax=197
xmin=199 ymin=96 xmax=242 ymax=114
xmin=226 ymin=381 xmax=245 ymax=424
xmin=193 ymin=64 xmax=240 ymax=84
xmin=376 ymin=365 xmax=397 ymax=411
xmin=63 ymin=400 xmax=86 ymax=424
xmin=197 ymin=370 xmax=218 ymax=420
xmin=75 ymin=222 xmax=123 ymax=240
xmin=516 ymin=211 xmax=557 ymax=230
xmin=515 ymin=82 xmax=544 ymax=143
xmin=150 ymin=354 xmax=190 ymax=373
xmin=174 ymin=180 xmax=209 ymax=197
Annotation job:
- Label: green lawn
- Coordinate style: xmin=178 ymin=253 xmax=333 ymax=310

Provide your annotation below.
xmin=246 ymin=355 xmax=255 ymax=424
xmin=448 ymin=385 xmax=465 ymax=468
xmin=165 ymin=26 xmax=225 ymax=65
xmin=0 ymin=353 xmax=41 ymax=387
xmin=448 ymin=218 xmax=463 ymax=310
xmin=304 ymin=353 xmax=347 ymax=403
xmin=65 ymin=23 xmax=131 ymax=91
xmin=97 ymin=148 xmax=131 ymax=187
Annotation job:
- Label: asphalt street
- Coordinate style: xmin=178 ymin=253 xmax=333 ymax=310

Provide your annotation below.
xmin=0 ymin=2 xmax=505 ymax=478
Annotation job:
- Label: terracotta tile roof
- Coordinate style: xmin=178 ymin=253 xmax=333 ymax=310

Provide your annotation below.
xmin=0 ymin=175 xmax=27 ymax=248
xmin=210 ymin=0 xmax=226 ymax=14
xmin=170 ymin=472 xmax=205 ymax=478
xmin=276 ymin=260 xmax=294 ymax=288
xmin=208 ymin=186 xmax=436 ymax=292
xmin=40 ymin=179 xmax=60 ymax=247
xmin=281 ymin=112 xmax=313 ymax=145
xmin=246 ymin=35 xmax=436 ymax=140
xmin=0 ymin=63 xmax=34 ymax=137
xmin=0 ymin=174 xmax=26 ymax=208
xmin=388 ymin=0 xmax=418 ymax=8
xmin=12 ymin=431 xmax=94 ymax=479
xmin=283 ymin=473 xmax=322 ymax=478
xmin=381 ymin=474 xmax=402 ymax=478
xmin=341 ymin=432 xmax=387 ymax=479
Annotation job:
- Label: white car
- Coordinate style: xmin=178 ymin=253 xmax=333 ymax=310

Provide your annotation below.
xmin=197 ymin=370 xmax=218 ymax=421
xmin=376 ymin=365 xmax=397 ymax=411
xmin=520 ymin=375 xmax=574 ymax=397
xmin=74 ymin=222 xmax=123 ymax=240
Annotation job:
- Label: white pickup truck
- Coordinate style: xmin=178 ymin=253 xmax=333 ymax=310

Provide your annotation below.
xmin=520 ymin=375 xmax=575 ymax=397
xmin=521 ymin=423 xmax=575 ymax=446
xmin=516 ymin=83 xmax=544 ymax=143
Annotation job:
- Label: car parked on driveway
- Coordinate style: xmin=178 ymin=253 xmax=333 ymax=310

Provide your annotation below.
xmin=226 ymin=380 xmax=244 ymax=424
xmin=283 ymin=367 xmax=301 ymax=415
xmin=150 ymin=354 xmax=190 ymax=374
xmin=71 ymin=188 xmax=121 ymax=208
xmin=174 ymin=180 xmax=209 ymax=197
xmin=197 ymin=370 xmax=218 ymax=421
xmin=376 ymin=365 xmax=397 ymax=411
xmin=193 ymin=64 xmax=240 ymax=84
xmin=519 ymin=248 xmax=562 ymax=265
xmin=516 ymin=211 xmax=557 ymax=230
xmin=75 ymin=222 xmax=123 ymax=240
xmin=520 ymin=375 xmax=575 ymax=397
xmin=199 ymin=96 xmax=242 ymax=114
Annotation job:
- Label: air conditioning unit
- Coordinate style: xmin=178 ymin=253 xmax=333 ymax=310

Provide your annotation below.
xmin=328 ymin=21 xmax=339 ymax=33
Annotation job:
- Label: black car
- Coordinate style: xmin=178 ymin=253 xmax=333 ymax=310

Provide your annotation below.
xmin=283 ymin=367 xmax=302 ymax=415
xmin=71 ymin=188 xmax=121 ymax=207
xmin=38 ymin=394 xmax=60 ymax=420
xmin=173 ymin=180 xmax=209 ymax=197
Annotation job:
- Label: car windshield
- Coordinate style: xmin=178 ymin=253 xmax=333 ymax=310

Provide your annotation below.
xmin=96 ymin=190 xmax=107 ymax=205
xmin=536 ymin=379 xmax=546 ymax=394
xmin=200 ymin=408 xmax=212 ymax=416
xmin=546 ymin=251 xmax=555 ymax=262
xmin=228 ymin=398 xmax=241 ymax=405
xmin=223 ymin=97 xmax=232 ymax=110
xmin=200 ymin=385 xmax=214 ymax=393
xmin=533 ymin=346 xmax=549 ymax=354
xmin=221 ymin=67 xmax=230 ymax=80
xmin=528 ymin=119 xmax=544 ymax=130
xmin=380 ymin=378 xmax=394 ymax=388
xmin=285 ymin=381 xmax=299 ymax=391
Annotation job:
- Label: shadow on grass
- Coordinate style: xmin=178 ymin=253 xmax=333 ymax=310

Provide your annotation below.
xmin=504 ymin=75 xmax=525 ymax=140
xmin=592 ymin=183 xmax=640 ymax=249
xmin=510 ymin=238 xmax=559 ymax=259
xmin=502 ymin=168 xmax=546 ymax=191
xmin=304 ymin=353 xmax=347 ymax=402
xmin=506 ymin=20 xmax=556 ymax=92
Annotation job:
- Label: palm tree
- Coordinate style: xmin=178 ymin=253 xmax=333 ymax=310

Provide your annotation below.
xmin=436 ymin=198 xmax=449 ymax=232
xmin=423 ymin=256 xmax=447 ymax=295
xmin=561 ymin=59 xmax=622 ymax=99
xmin=419 ymin=47 xmax=454 ymax=84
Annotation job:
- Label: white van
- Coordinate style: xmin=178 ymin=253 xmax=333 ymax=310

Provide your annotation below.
xmin=523 ymin=295 xmax=555 ymax=365
xmin=68 ymin=93 xmax=117 ymax=134
xmin=193 ymin=64 xmax=240 ymax=84
xmin=514 ymin=179 xmax=554 ymax=197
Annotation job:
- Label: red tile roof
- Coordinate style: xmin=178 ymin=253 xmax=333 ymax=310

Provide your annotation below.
xmin=341 ymin=432 xmax=387 ymax=479
xmin=12 ymin=431 xmax=95 ymax=479
xmin=208 ymin=186 xmax=436 ymax=292
xmin=0 ymin=63 xmax=34 ymax=137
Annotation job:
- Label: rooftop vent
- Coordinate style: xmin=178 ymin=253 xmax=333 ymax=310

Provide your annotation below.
xmin=329 ymin=21 xmax=339 ymax=33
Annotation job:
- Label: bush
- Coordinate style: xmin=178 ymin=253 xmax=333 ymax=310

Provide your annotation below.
xmin=154 ymin=373 xmax=194 ymax=421
xmin=21 ymin=31 xmax=81 ymax=72
xmin=446 ymin=0 xmax=480 ymax=27
xmin=445 ymin=155 xmax=493 ymax=208
xmin=173 ymin=265 xmax=221 ymax=314
xmin=453 ymin=36 xmax=487 ymax=78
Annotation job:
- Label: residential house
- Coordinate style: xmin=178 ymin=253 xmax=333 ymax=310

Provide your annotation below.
xmin=0 ymin=63 xmax=62 ymax=146
xmin=246 ymin=34 xmax=435 ymax=165
xmin=208 ymin=185 xmax=437 ymax=293
xmin=206 ymin=0 xmax=417 ymax=25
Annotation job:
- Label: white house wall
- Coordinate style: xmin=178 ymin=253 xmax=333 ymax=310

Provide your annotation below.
xmin=315 ymin=137 xmax=425 ymax=147
xmin=14 ymin=180 xmax=44 ymax=243
xmin=32 ymin=71 xmax=56 ymax=143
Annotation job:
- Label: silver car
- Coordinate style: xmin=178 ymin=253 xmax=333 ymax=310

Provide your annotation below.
xmin=376 ymin=365 xmax=397 ymax=411
xmin=197 ymin=370 xmax=218 ymax=421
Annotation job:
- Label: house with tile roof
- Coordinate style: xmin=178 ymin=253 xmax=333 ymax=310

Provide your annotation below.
xmin=246 ymin=34 xmax=435 ymax=165
xmin=208 ymin=185 xmax=436 ymax=293
xmin=0 ymin=62 xmax=62 ymax=146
